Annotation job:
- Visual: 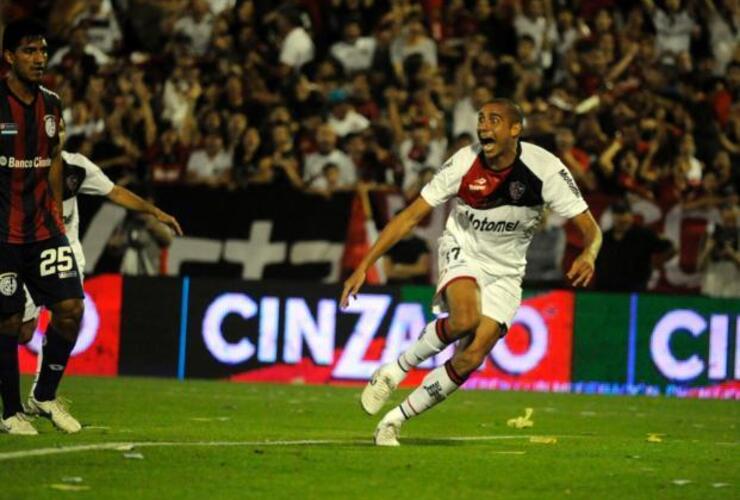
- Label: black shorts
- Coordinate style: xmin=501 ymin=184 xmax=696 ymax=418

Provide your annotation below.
xmin=0 ymin=235 xmax=84 ymax=316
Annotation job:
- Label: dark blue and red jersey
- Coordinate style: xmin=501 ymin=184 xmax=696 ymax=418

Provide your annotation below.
xmin=0 ymin=78 xmax=64 ymax=244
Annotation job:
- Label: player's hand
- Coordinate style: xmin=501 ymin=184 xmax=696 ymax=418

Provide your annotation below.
xmin=156 ymin=210 xmax=183 ymax=236
xmin=567 ymin=252 xmax=596 ymax=288
xmin=340 ymin=269 xmax=366 ymax=309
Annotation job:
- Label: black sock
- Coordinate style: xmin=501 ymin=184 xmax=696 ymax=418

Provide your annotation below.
xmin=33 ymin=326 xmax=75 ymax=402
xmin=0 ymin=334 xmax=22 ymax=419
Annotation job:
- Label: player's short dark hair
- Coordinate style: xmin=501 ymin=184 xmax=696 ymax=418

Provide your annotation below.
xmin=483 ymin=98 xmax=525 ymax=125
xmin=2 ymin=18 xmax=46 ymax=53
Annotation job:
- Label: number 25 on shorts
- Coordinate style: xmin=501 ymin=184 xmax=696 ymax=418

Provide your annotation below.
xmin=39 ymin=246 xmax=74 ymax=277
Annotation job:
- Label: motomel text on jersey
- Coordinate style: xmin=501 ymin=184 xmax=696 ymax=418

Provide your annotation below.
xmin=0 ymin=156 xmax=52 ymax=168
xmin=463 ymin=210 xmax=520 ymax=232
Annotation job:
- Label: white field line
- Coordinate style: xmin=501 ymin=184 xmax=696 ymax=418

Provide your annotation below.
xmin=0 ymin=435 xmax=568 ymax=461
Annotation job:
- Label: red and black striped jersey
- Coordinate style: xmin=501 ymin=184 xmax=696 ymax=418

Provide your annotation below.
xmin=0 ymin=78 xmax=65 ymax=244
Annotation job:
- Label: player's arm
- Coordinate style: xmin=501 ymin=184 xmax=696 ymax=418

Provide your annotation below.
xmin=106 ymin=186 xmax=183 ymax=236
xmin=566 ymin=210 xmax=602 ymax=287
xmin=340 ymin=197 xmax=433 ymax=307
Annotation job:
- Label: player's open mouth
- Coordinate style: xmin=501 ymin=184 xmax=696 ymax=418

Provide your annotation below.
xmin=480 ymin=137 xmax=496 ymax=153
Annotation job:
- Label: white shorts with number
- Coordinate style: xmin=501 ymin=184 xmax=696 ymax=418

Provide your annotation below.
xmin=433 ymin=233 xmax=522 ymax=329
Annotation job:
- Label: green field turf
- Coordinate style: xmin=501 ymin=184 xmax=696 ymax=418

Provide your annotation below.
xmin=0 ymin=376 xmax=737 ymax=499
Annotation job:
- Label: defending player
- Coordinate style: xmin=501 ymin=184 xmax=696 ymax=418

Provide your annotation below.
xmin=340 ymin=99 xmax=602 ymax=446
xmin=18 ymin=146 xmax=183 ymax=348
xmin=0 ymin=19 xmax=84 ymax=435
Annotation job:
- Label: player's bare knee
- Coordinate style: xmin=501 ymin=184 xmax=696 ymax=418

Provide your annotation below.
xmin=448 ymin=311 xmax=480 ymax=336
xmin=452 ymin=349 xmax=485 ymax=376
xmin=18 ymin=319 xmax=37 ymax=345
xmin=50 ymin=299 xmax=84 ymax=339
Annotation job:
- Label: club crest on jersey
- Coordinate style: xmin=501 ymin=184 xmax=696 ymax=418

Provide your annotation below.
xmin=509 ymin=181 xmax=526 ymax=201
xmin=44 ymin=115 xmax=56 ymax=138
xmin=0 ymin=272 xmax=18 ymax=296
xmin=468 ymin=177 xmax=487 ymax=192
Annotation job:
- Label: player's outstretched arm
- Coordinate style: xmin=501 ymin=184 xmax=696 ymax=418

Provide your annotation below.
xmin=106 ymin=186 xmax=184 ymax=236
xmin=340 ymin=196 xmax=433 ymax=308
xmin=566 ymin=210 xmax=602 ymax=287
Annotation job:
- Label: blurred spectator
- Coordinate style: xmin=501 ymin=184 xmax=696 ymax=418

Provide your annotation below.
xmin=72 ymin=0 xmax=122 ymax=55
xmin=386 ymin=86 xmax=447 ymax=190
xmin=173 ymin=0 xmax=215 ymax=57
xmin=48 ymin=23 xmax=110 ymax=72
xmin=112 ymin=211 xmax=174 ymax=276
xmin=642 ymin=0 xmax=698 ymax=64
xmin=555 ymin=127 xmax=596 ymax=191
xmin=330 ymin=19 xmax=377 ymax=75
xmin=512 ymin=0 xmax=557 ymax=70
xmin=63 ymin=100 xmax=105 ymax=139
xmin=384 ymin=228 xmax=431 ymax=285
xmin=327 ymin=89 xmax=371 ymax=137
xmin=303 ymin=124 xmax=357 ymax=188
xmin=305 ymin=163 xmax=348 ymax=198
xmin=272 ymin=7 xmax=315 ymax=73
xmin=595 ymin=200 xmax=676 ymax=292
xmin=147 ymin=126 xmax=190 ymax=185
xmin=186 ymin=133 xmax=232 ymax=187
xmin=232 ymin=127 xmax=262 ymax=187
xmin=524 ymin=211 xmax=566 ymax=288
xmin=390 ymin=14 xmax=438 ymax=85
xmin=699 ymin=203 xmax=740 ymax=297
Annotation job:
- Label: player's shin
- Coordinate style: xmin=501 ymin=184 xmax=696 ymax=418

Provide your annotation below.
xmin=386 ymin=360 xmax=467 ymax=424
xmin=390 ymin=318 xmax=453 ymax=383
xmin=33 ymin=325 xmax=75 ymax=401
xmin=0 ymin=333 xmax=23 ymax=418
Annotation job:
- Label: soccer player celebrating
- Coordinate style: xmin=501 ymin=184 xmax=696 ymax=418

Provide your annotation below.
xmin=340 ymin=99 xmax=602 ymax=446
xmin=0 ymin=19 xmax=84 ymax=435
xmin=18 ymin=145 xmax=183 ymax=348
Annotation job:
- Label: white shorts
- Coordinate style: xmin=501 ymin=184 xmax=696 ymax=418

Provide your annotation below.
xmin=433 ymin=234 xmax=522 ymax=328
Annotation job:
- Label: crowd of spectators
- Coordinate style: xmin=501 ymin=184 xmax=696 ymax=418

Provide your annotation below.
xmin=1 ymin=0 xmax=737 ymax=293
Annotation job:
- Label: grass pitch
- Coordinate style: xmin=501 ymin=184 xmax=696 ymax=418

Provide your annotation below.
xmin=0 ymin=376 xmax=737 ymax=499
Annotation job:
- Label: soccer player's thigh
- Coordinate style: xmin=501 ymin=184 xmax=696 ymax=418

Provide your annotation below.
xmin=444 ymin=278 xmax=482 ymax=334
xmin=22 ymin=235 xmax=84 ymax=336
xmin=0 ymin=243 xmax=26 ymax=335
xmin=450 ymin=316 xmax=503 ymax=376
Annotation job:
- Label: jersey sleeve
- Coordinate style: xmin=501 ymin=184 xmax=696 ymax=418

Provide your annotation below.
xmin=419 ymin=151 xmax=465 ymax=207
xmin=69 ymin=153 xmax=115 ymax=196
xmin=542 ymin=164 xmax=589 ymax=219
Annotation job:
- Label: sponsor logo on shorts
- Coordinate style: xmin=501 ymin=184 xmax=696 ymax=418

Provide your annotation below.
xmin=463 ymin=210 xmax=520 ymax=233
xmin=0 ymin=156 xmax=53 ymax=168
xmin=0 ymin=272 xmax=18 ymax=296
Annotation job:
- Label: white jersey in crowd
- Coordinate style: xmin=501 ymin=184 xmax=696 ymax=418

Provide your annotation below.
xmin=421 ymin=141 xmax=588 ymax=280
xmin=60 ymin=151 xmax=115 ymax=270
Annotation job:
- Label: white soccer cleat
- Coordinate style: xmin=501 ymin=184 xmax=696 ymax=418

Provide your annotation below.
xmin=0 ymin=412 xmax=38 ymax=435
xmin=361 ymin=365 xmax=398 ymax=415
xmin=374 ymin=418 xmax=402 ymax=447
xmin=27 ymin=396 xmax=82 ymax=434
